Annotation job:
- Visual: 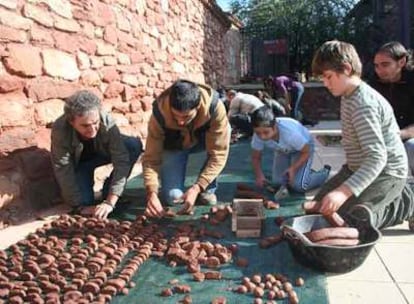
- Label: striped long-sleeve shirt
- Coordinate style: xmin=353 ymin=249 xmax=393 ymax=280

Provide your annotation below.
xmin=341 ymin=81 xmax=407 ymax=196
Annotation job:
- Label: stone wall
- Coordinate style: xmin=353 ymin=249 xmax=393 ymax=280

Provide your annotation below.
xmin=0 ymin=0 xmax=238 ymax=225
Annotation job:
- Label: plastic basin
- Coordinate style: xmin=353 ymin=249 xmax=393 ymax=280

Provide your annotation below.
xmin=281 ymin=213 xmax=381 ymax=273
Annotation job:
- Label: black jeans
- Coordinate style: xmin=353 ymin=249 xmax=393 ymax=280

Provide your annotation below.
xmin=229 ymin=113 xmax=253 ymax=136
xmin=314 ymin=165 xmax=414 ymax=229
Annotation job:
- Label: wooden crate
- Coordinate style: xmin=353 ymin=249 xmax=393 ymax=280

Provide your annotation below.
xmin=232 ymin=198 xmax=264 ymax=238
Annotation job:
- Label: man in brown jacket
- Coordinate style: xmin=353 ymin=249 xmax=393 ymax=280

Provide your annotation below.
xmin=143 ymin=80 xmax=230 ymax=218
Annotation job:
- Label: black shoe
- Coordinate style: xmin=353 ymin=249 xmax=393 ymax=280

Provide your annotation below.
xmin=324 ymin=165 xmax=331 ymax=174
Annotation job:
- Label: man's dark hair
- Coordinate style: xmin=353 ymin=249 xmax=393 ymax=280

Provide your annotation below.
xmin=170 ymin=80 xmax=201 ymax=111
xmin=64 ymin=90 xmax=101 ymax=121
xmin=251 ymin=106 xmax=276 ymax=128
xmin=376 ymin=41 xmax=414 ymax=71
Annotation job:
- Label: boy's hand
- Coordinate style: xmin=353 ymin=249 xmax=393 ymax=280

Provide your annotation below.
xmin=255 ymin=174 xmax=267 ymax=188
xmin=319 ymin=185 xmax=353 ymax=215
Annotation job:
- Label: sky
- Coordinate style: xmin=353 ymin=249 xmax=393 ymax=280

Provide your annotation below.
xmin=216 ymin=0 xmax=231 ymax=11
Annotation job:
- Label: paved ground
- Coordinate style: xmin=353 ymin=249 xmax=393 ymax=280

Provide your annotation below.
xmin=0 ymin=120 xmax=413 ymax=303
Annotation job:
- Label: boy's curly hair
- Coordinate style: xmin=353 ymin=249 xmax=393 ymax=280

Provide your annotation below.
xmin=312 ymin=40 xmax=362 ymax=77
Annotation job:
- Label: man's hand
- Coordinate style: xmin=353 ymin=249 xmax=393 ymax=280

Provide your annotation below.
xmin=94 ymin=202 xmax=114 ymax=219
xmin=178 ymin=184 xmax=200 ymax=215
xmin=145 ymin=192 xmax=165 ymax=218
xmin=319 ymin=184 xmax=353 ymax=215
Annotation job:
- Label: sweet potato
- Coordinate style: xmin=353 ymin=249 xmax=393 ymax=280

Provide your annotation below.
xmin=305 ymin=227 xmax=359 ymax=242
xmin=325 ymin=212 xmax=348 ymax=227
xmin=314 ymin=238 xmax=360 ymax=246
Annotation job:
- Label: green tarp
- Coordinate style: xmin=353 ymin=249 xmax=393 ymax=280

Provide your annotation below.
xmin=110 ymin=139 xmax=329 ymax=303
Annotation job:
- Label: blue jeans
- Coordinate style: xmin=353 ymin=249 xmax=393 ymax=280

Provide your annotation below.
xmin=76 ymin=136 xmax=142 ymax=206
xmin=404 ymin=138 xmax=414 ymax=176
xmin=160 ymin=146 xmax=217 ymax=204
xmin=291 ymin=83 xmax=304 ymax=120
xmin=271 ymin=142 xmax=329 ymax=192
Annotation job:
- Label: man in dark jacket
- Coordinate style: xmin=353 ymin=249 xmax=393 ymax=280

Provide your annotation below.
xmin=371 ymin=41 xmax=414 ymax=176
xmin=51 ymin=90 xmax=143 ymax=219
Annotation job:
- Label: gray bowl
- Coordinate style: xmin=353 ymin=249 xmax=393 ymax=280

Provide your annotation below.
xmin=281 ymin=209 xmax=381 ymax=273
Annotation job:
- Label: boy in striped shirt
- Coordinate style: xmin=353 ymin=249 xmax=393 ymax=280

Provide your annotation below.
xmin=309 ymin=40 xmax=414 ymax=230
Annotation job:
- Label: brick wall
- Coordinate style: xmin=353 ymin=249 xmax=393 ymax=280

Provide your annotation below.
xmin=0 ymin=0 xmax=239 ymax=225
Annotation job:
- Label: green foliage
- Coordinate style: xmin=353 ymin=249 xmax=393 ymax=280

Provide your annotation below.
xmin=231 ymin=0 xmax=359 ymax=72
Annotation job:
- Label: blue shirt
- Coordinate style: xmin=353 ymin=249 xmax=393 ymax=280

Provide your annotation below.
xmin=251 ymin=117 xmax=312 ymax=154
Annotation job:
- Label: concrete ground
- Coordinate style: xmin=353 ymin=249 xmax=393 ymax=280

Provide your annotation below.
xmin=0 ymin=121 xmax=413 ymax=303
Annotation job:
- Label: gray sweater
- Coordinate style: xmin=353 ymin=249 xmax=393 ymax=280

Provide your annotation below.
xmin=341 ymin=81 xmax=408 ymax=196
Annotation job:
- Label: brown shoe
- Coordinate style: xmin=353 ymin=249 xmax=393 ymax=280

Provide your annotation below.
xmin=197 ymin=192 xmax=217 ymax=205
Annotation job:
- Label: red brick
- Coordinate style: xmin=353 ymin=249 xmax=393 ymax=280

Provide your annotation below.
xmin=92 ymin=2 xmax=115 ymax=27
xmin=117 ymin=52 xmax=130 ymax=65
xmin=0 ymin=127 xmax=36 ymax=156
xmin=103 ymin=56 xmax=117 ymax=66
xmin=0 ymin=8 xmax=32 ymax=30
xmin=34 ymin=127 xmax=51 ymax=151
xmin=90 ymin=56 xmax=104 ymax=69
xmin=0 ymin=92 xmax=32 ymax=127
xmin=34 ymin=99 xmax=64 ymax=125
xmin=4 ymin=44 xmax=42 ymax=77
xmin=117 ymin=30 xmax=136 ymax=47
xmin=104 ymin=81 xmax=124 ymax=98
xmin=72 ymin=7 xmax=89 ymax=22
xmin=0 ymin=24 xmax=27 ymax=42
xmin=80 ymin=21 xmax=94 ymax=38
xmin=26 ymin=78 xmax=80 ymax=101
xmin=54 ymin=16 xmax=81 ymax=33
xmin=114 ymin=7 xmax=131 ymax=32
xmin=96 ymin=41 xmax=116 ymax=56
xmin=117 ymin=42 xmax=133 ymax=55
xmin=117 ymin=64 xmax=141 ymax=74
xmin=80 ymin=70 xmax=100 ymax=87
xmin=52 ymin=31 xmax=79 ymax=54
xmin=33 ymin=0 xmax=73 ymax=19
xmin=121 ymin=74 xmax=138 ymax=87
xmin=0 ymin=0 xmax=17 ymax=10
xmin=111 ymin=99 xmax=130 ymax=114
xmin=100 ymin=67 xmax=120 ymax=83
xmin=78 ymin=37 xmax=97 ymax=55
xmin=141 ymin=96 xmax=153 ymax=111
xmin=30 ymin=25 xmax=55 ymax=46
xmin=103 ymin=25 xmax=117 ymax=44
xmin=22 ymin=3 xmax=54 ymax=28
xmin=155 ymin=14 xmax=165 ymax=26
xmin=129 ymin=99 xmax=142 ymax=113
xmin=0 ymin=75 xmax=26 ymax=93
xmin=76 ymin=51 xmax=90 ymax=70
xmin=122 ymin=86 xmax=145 ymax=101
xmin=42 ymin=49 xmax=80 ymax=81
